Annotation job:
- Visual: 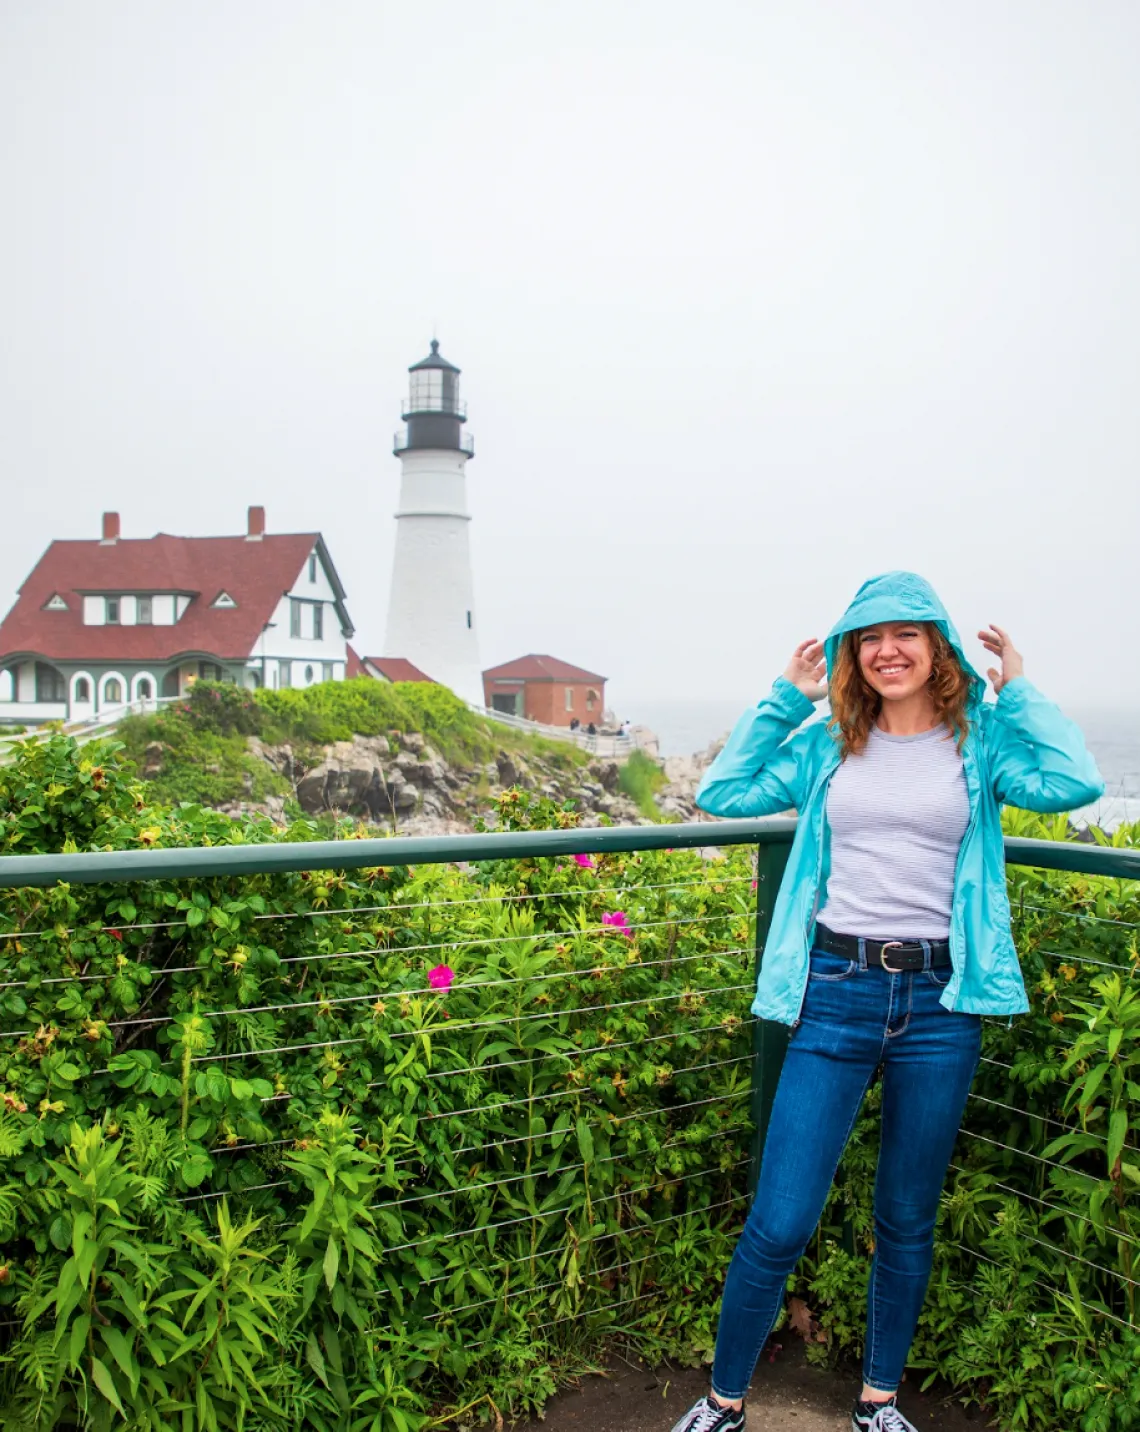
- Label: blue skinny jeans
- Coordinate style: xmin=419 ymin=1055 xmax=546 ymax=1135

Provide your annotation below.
xmin=711 ymin=942 xmax=982 ymax=1399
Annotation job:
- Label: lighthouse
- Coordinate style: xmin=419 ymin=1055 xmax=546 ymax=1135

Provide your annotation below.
xmin=383 ymin=340 xmax=483 ymax=706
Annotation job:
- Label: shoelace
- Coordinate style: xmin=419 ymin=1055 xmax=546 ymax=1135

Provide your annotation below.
xmin=865 ymin=1403 xmax=916 ymax=1432
xmin=689 ymin=1399 xmax=735 ymax=1432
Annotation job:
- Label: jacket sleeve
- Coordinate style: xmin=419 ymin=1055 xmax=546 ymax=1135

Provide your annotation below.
xmin=696 ymin=677 xmax=819 ymax=817
xmin=982 ymin=678 xmax=1105 ymax=812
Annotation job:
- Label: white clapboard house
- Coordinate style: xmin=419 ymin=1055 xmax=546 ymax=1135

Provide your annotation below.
xmin=0 ymin=508 xmax=356 ymax=726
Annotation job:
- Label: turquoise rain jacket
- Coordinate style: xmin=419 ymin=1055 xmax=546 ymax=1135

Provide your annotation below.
xmin=696 ymin=572 xmax=1105 ymax=1025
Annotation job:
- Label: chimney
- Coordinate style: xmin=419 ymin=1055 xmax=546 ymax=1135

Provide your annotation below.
xmin=101 ymin=512 xmax=120 ymax=545
xmin=246 ymin=505 xmax=266 ymax=541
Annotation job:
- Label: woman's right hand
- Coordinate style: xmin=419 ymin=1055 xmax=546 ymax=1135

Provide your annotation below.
xmin=784 ymin=639 xmax=827 ymax=702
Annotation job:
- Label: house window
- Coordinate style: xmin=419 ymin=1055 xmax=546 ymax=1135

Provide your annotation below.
xmin=137 ymin=596 xmax=153 ymax=624
xmin=74 ymin=677 xmax=91 ymax=702
xmin=309 ymin=554 xmax=317 ymax=582
xmin=565 ymin=688 xmax=574 ymax=711
xmin=279 ymin=663 xmax=291 ymax=688
xmin=312 ymin=604 xmax=323 ymax=640
xmin=304 ymin=665 xmax=314 ymax=684
xmin=161 ymin=671 xmax=180 ymax=698
xmin=137 ymin=678 xmax=152 ymax=699
xmin=198 ymin=662 xmax=224 ymax=681
xmin=321 ymin=663 xmax=334 ymax=682
xmin=586 ymin=689 xmax=597 ymax=711
xmin=104 ymin=678 xmax=123 ymax=704
xmin=35 ymin=663 xmax=66 ymax=703
xmin=290 ymin=599 xmax=302 ymax=638
xmin=106 ymin=598 xmax=120 ymax=624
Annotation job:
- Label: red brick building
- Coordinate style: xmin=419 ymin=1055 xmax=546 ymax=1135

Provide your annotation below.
xmin=482 ymin=654 xmax=606 ymax=728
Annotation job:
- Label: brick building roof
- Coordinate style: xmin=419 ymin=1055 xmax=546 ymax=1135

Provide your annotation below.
xmin=0 ymin=529 xmax=352 ymax=664
xmin=482 ymin=654 xmax=606 ymax=684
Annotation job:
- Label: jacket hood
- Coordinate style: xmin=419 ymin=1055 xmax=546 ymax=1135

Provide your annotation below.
xmin=825 ymin=571 xmax=986 ymax=703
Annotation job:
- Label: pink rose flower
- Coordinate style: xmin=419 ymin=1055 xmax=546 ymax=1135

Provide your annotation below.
xmin=601 ymin=911 xmax=633 ymax=936
xmin=428 ymin=964 xmax=455 ymax=992
xmin=573 ymin=853 xmax=595 ymax=869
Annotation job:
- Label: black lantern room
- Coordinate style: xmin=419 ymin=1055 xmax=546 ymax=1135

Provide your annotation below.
xmin=393 ymin=340 xmax=475 ymax=458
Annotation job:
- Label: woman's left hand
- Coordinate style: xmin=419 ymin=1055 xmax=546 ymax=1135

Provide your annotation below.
xmin=978 ymin=625 xmax=1025 ymax=694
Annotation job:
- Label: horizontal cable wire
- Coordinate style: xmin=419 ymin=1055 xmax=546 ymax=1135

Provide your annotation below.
xmin=379 ymin=1159 xmax=748 ymax=1255
xmin=409 ymin=1019 xmax=757 ymax=1087
xmin=391 ymin=1099 xmax=750 ymax=1174
xmin=85 ymin=920 xmax=745 ymax=1032
xmin=947 ymin=1163 xmax=1140 ymax=1254
xmin=370 ymin=1094 xmax=749 ymax=1212
xmin=968 ymin=1092 xmax=1140 ymax=1158
xmin=1018 ymin=904 xmax=1140 ymax=932
xmin=423 ymin=1225 xmax=738 ymax=1323
xmin=413 ymin=1191 xmax=749 ymax=1292
xmin=0 ymin=872 xmax=757 ymax=945
xmin=1036 ymin=947 xmax=1133 ymax=973
xmin=196 ymin=940 xmax=751 ymax=1025
xmin=191 ymin=982 xmax=755 ymax=1064
xmin=943 ymin=1240 xmax=1135 ymax=1330
xmin=958 ymin=1129 xmax=1102 ymax=1183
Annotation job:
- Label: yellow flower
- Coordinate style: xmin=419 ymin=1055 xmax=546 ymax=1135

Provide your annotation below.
xmin=138 ymin=826 xmax=162 ymax=846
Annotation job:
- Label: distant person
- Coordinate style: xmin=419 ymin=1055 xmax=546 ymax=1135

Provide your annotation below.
xmin=586 ymin=721 xmax=597 ymax=736
xmin=618 ymin=719 xmax=631 ymax=739
xmin=569 ymin=717 xmax=580 ymax=731
xmin=670 ymin=571 xmax=1103 ymax=1432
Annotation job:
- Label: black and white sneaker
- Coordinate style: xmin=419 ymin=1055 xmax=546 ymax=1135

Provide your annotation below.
xmin=851 ymin=1396 xmax=917 ymax=1432
xmin=668 ymin=1394 xmax=745 ymax=1432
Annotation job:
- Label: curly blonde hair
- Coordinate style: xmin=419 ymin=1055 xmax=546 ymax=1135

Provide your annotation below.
xmin=827 ymin=622 xmax=972 ymax=759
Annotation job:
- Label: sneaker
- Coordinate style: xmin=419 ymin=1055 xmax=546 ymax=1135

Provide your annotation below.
xmin=669 ymin=1394 xmax=745 ymax=1432
xmin=851 ymin=1397 xmax=917 ymax=1432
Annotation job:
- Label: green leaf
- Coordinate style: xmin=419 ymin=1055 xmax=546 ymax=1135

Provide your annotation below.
xmin=102 ymin=1324 xmax=139 ymax=1393
xmin=323 ymin=1234 xmax=340 ymax=1289
xmin=185 ymin=905 xmax=205 ymax=928
xmin=306 ymin=1331 xmax=330 ymax=1387
xmin=576 ymin=1117 xmax=594 ymax=1166
xmin=1108 ymin=1108 xmax=1128 ymax=1172
xmin=90 ymin=1355 xmax=126 ymax=1417
xmin=68 ymin=1312 xmax=91 ymax=1370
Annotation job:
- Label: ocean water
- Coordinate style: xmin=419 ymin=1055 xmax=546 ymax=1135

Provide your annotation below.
xmin=632 ymin=697 xmax=1139 ymax=830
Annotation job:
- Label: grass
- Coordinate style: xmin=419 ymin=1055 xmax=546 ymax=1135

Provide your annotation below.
xmin=617 ymin=748 xmax=667 ymax=819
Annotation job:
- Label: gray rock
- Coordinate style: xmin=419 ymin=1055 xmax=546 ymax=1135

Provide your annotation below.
xmin=495 ymin=751 xmax=519 ymax=786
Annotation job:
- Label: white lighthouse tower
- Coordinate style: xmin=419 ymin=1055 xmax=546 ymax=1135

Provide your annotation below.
xmin=383 ymin=340 xmax=482 ymax=705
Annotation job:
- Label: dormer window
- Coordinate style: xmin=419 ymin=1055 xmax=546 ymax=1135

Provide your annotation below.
xmin=43 ymin=593 xmax=69 ymax=611
xmin=308 ymin=554 xmax=317 ymax=582
xmin=137 ymin=596 xmax=153 ymax=624
xmin=212 ymin=591 xmax=237 ymax=609
xmin=106 ymin=597 xmax=120 ymax=625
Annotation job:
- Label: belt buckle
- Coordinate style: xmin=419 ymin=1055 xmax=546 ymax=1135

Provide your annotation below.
xmin=879 ymin=940 xmax=909 ymax=974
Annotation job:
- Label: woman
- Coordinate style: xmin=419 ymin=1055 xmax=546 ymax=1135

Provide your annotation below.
xmin=671 ymin=571 xmax=1103 ymax=1432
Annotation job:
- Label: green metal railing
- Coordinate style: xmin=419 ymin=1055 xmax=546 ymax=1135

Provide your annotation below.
xmin=1 ymin=818 xmax=1136 ymax=1352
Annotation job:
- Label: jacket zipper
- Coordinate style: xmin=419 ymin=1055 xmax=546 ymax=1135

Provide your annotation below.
xmin=791 ymin=766 xmax=836 ymax=1029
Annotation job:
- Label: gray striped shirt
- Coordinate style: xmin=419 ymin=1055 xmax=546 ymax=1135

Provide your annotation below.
xmin=816 ymin=724 xmax=970 ymax=940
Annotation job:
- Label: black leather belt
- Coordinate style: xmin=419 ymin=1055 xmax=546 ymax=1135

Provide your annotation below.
xmin=815 ymin=924 xmax=952 ymax=971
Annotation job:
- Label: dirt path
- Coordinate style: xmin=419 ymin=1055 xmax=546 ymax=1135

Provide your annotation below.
xmin=514 ymin=1344 xmax=986 ymax=1432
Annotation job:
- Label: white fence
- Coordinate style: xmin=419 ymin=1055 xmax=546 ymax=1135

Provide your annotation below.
xmin=466 ymin=703 xmax=655 ymax=762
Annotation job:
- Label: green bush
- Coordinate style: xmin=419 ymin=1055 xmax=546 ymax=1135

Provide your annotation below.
xmin=0 ymin=737 xmax=754 ymax=1429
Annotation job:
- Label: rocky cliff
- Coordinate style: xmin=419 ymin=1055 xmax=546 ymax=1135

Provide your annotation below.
xmin=184 ymin=728 xmax=728 ymax=833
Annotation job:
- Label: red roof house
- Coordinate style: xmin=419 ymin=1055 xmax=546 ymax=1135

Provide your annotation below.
xmin=482 ymin=654 xmax=606 ymax=727
xmin=0 ymin=508 xmax=355 ymax=725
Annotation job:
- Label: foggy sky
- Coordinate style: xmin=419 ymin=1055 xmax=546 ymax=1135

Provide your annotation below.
xmin=3 ymin=1 xmax=1138 ymax=717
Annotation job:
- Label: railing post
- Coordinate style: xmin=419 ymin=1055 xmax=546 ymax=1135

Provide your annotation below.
xmin=748 ymin=836 xmax=793 ymax=1197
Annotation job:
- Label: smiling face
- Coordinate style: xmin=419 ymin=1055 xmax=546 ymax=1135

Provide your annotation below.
xmin=856 ymin=621 xmax=935 ymax=703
